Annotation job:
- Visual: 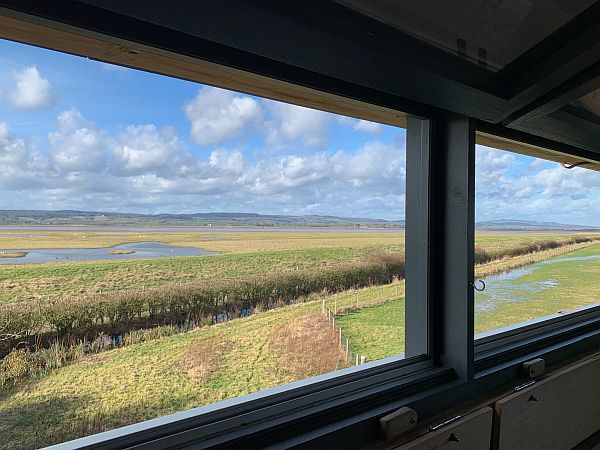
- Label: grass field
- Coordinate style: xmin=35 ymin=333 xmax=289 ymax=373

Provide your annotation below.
xmin=0 ymin=291 xmax=359 ymax=449
xmin=1 ymin=229 xmax=600 ymax=449
xmin=474 ymin=244 xmax=600 ymax=334
xmin=335 ymin=243 xmax=600 ymax=361
xmin=0 ymin=230 xmax=406 ymax=253
xmin=0 ymin=230 xmax=597 ymax=304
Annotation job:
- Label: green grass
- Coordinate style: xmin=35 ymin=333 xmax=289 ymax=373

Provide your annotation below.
xmin=0 ymin=246 xmax=377 ymax=304
xmin=475 ymin=243 xmax=600 ymax=334
xmin=0 ymin=297 xmax=348 ymax=449
xmin=1 ymin=230 xmax=596 ymax=305
xmin=336 ymin=300 xmax=405 ymax=361
xmin=335 ymin=244 xmax=600 ymax=360
xmin=2 ymin=231 xmax=600 ymax=448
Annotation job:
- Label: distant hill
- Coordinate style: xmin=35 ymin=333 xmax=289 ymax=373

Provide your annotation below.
xmin=1 ymin=211 xmax=597 ymax=230
xmin=0 ymin=210 xmax=404 ymax=228
xmin=476 ymin=219 xmax=599 ymax=231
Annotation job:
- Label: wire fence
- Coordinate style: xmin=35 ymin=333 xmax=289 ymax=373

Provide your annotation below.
xmin=322 ymin=284 xmax=403 ymax=366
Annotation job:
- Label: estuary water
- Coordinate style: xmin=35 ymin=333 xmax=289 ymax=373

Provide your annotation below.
xmin=0 ymin=241 xmax=215 ymax=265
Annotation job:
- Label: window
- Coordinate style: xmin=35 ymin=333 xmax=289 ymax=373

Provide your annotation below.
xmin=474 ymin=141 xmax=600 ymax=339
xmin=0 ymin=38 xmax=429 ymax=449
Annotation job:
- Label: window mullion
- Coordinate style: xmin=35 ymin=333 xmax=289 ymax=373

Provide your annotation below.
xmin=430 ymin=112 xmax=476 ymax=382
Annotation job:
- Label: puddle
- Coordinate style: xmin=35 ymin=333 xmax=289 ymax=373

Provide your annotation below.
xmin=0 ymin=241 xmax=216 ymax=264
xmin=475 ymin=252 xmax=600 ymax=313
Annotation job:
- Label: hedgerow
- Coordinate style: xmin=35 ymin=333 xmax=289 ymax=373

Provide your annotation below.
xmin=0 ymin=258 xmax=405 ymax=356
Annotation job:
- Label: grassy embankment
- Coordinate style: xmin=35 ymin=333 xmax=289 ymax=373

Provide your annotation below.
xmin=0 ymin=283 xmax=403 ymax=450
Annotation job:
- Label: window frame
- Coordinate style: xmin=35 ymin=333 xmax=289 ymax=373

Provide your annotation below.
xmin=3 ymin=8 xmax=600 ymax=449
xmin=472 ymin=127 xmax=600 ymax=375
xmin=0 ymin=22 xmax=440 ymax=449
xmin=46 ymin=114 xmax=435 ymax=450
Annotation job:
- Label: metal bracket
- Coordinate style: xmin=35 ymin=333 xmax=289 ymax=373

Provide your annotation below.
xmin=380 ymin=406 xmax=418 ymax=440
xmin=523 ymin=358 xmax=545 ymax=378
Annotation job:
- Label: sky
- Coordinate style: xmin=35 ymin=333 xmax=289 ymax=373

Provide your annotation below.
xmin=0 ymin=39 xmax=598 ymax=225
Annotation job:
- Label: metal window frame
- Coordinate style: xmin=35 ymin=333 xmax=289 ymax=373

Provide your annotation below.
xmin=472 ymin=125 xmax=600 ymax=375
xmin=52 ymin=357 xmax=452 ymax=450
xmin=1 ymin=5 xmax=599 ymax=448
xmin=44 ymin=114 xmax=438 ymax=450
xmin=28 ymin=78 xmax=439 ymax=450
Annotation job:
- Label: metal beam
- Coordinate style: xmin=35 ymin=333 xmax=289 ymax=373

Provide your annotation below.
xmin=502 ymin=62 xmax=600 ymax=126
xmin=405 ymin=117 xmax=431 ymax=358
xmin=509 ymin=110 xmax=600 ymax=158
xmin=499 ymin=1 xmax=600 ymax=122
xmin=429 ymin=113 xmax=476 ymax=382
xmin=0 ymin=0 xmax=508 ymax=122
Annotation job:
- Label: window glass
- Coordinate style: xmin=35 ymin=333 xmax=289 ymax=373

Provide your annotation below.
xmin=0 ymin=39 xmax=416 ymax=448
xmin=474 ymin=144 xmax=600 ymax=337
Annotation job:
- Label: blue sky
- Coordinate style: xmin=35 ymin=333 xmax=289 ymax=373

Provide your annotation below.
xmin=0 ymin=39 xmax=598 ymax=224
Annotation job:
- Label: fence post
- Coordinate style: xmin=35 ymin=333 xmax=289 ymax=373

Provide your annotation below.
xmin=334 ymin=300 xmax=337 ymax=315
xmin=345 ymin=337 xmax=349 ymax=361
xmin=356 ymin=293 xmax=359 ymax=308
xmin=356 ymin=353 xmax=359 ymax=366
xmin=339 ymin=327 xmax=342 ymax=347
xmin=360 ymin=355 xmax=367 ymax=365
xmin=322 ymin=299 xmax=326 ymax=315
xmin=332 ymin=316 xmax=335 ymax=329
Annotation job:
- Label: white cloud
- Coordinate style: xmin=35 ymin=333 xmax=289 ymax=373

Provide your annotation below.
xmin=49 ymin=109 xmax=108 ymax=173
xmin=0 ymin=122 xmax=52 ymax=191
xmin=185 ymin=87 xmax=261 ymax=145
xmin=0 ymin=112 xmax=408 ymax=219
xmin=332 ymin=140 xmax=405 ymax=189
xmin=475 ymin=145 xmax=600 ymax=225
xmin=10 ymin=66 xmax=53 ymax=110
xmin=353 ymin=120 xmax=382 ymax=134
xmin=337 ymin=117 xmax=383 ymax=134
xmin=112 ymin=125 xmax=184 ymax=176
xmin=266 ymin=102 xmax=330 ymax=148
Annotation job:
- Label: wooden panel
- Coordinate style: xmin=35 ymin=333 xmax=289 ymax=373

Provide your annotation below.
xmin=393 ymin=407 xmax=492 ymax=450
xmin=494 ymin=354 xmax=600 ymax=450
xmin=477 ymin=132 xmax=600 ymax=172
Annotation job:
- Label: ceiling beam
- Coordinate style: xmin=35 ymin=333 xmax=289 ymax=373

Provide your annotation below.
xmin=499 ymin=1 xmax=600 ymax=122
xmin=501 ymin=61 xmax=600 ymax=126
xmin=0 ymin=0 xmax=509 ymax=122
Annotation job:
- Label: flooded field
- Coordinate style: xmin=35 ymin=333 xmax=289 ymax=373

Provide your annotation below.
xmin=475 ymin=244 xmax=600 ymax=333
xmin=0 ymin=241 xmax=215 ymax=264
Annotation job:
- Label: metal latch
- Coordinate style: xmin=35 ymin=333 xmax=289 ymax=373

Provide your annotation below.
xmin=523 ymin=358 xmax=545 ymax=378
xmin=380 ymin=406 xmax=418 ymax=440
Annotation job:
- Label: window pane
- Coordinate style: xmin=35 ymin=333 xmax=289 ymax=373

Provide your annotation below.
xmin=474 ymin=143 xmax=600 ymax=337
xmin=0 ymin=38 xmax=421 ymax=448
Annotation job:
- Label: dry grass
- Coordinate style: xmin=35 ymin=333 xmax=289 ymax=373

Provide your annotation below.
xmin=181 ymin=339 xmax=231 ymax=383
xmin=108 ymin=250 xmax=135 ymax=255
xmin=0 ymin=251 xmax=27 ymax=258
xmin=268 ymin=314 xmax=348 ymax=382
xmin=0 ymin=230 xmax=405 ymax=253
